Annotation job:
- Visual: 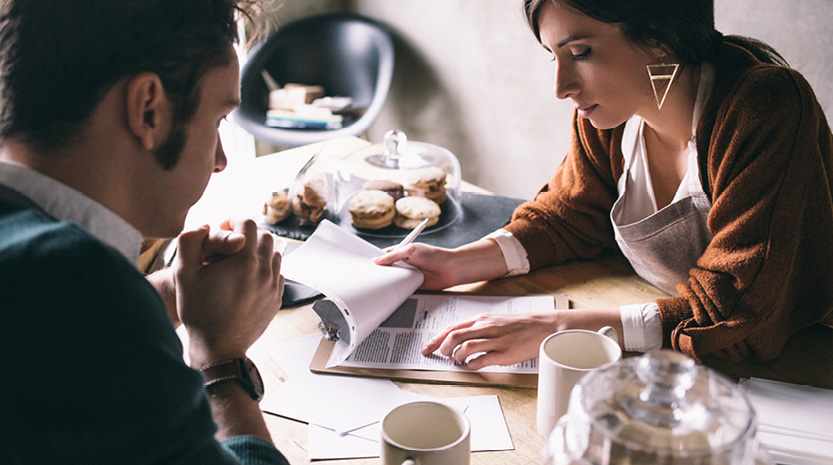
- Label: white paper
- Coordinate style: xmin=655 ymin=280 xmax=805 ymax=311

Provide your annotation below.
xmin=308 ymin=423 xmax=381 ymax=460
xmin=739 ymin=378 xmax=833 ymax=463
xmin=263 ymin=332 xmax=321 ymax=379
xmin=262 ymin=334 xmax=408 ymax=433
xmin=281 ymin=220 xmax=424 ymax=366
xmin=339 ymin=294 xmax=554 ymax=374
xmin=444 ymin=395 xmax=515 ymax=452
xmin=265 ymin=334 xmax=515 ymax=461
xmin=306 ymin=394 xmax=514 ymax=460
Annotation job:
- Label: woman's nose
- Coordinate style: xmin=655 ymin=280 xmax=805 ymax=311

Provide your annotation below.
xmin=214 ymin=135 xmax=228 ymax=173
xmin=554 ymin=61 xmax=579 ymax=100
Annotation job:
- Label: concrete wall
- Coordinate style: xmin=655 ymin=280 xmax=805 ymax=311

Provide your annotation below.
xmin=261 ymin=0 xmax=833 ymax=199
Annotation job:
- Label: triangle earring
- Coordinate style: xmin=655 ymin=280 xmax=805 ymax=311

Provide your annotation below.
xmin=646 ymin=63 xmax=679 ymax=110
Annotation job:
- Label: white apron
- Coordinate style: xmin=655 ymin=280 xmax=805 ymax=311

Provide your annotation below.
xmin=610 ymin=67 xmax=714 ymax=296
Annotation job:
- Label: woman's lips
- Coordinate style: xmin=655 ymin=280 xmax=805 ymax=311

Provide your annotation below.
xmin=577 ymin=104 xmax=598 ymax=118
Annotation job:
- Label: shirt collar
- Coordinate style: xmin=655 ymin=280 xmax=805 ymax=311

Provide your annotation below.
xmin=0 ymin=161 xmax=143 ymax=265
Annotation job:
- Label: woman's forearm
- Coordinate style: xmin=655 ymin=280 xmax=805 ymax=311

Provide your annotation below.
xmin=447 ymin=238 xmax=510 ymax=286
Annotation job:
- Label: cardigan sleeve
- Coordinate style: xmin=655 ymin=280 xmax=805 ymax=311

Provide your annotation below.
xmin=503 ymin=111 xmax=623 ymax=269
xmin=658 ymin=64 xmax=833 ymax=362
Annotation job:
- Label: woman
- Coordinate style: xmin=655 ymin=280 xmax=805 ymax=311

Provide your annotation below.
xmin=375 ymin=0 xmax=833 ymax=370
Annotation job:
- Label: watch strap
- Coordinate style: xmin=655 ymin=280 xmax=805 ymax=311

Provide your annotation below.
xmin=200 ymin=357 xmax=263 ymax=401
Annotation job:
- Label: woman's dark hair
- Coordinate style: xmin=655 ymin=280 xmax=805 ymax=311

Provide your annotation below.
xmin=0 ymin=0 xmax=263 ymax=169
xmin=523 ymin=0 xmax=787 ymax=68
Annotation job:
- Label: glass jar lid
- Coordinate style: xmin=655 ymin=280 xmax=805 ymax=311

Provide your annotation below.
xmin=547 ymin=350 xmax=758 ymax=465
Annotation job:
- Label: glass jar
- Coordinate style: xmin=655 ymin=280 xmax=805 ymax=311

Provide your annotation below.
xmin=334 ymin=129 xmax=462 ymax=238
xmin=542 ymin=350 xmax=771 ymax=465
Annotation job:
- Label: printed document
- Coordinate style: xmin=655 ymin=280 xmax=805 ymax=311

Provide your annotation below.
xmin=338 ymin=293 xmax=550 ymax=373
xmin=281 ymin=220 xmax=555 ymax=371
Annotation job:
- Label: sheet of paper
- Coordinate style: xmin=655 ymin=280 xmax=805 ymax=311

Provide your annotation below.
xmin=281 ymin=220 xmax=424 ymax=366
xmin=308 ymin=423 xmax=380 ymax=460
xmin=262 ymin=334 xmax=410 ymax=433
xmin=265 ymin=334 xmax=514 ymax=461
xmin=739 ymin=378 xmax=833 ymax=463
xmin=338 ymin=294 xmax=554 ymax=374
xmin=307 ymin=394 xmax=514 ymax=460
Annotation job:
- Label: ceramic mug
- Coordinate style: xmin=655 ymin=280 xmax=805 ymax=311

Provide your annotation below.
xmin=381 ymin=401 xmax=471 ymax=465
xmin=537 ymin=326 xmax=622 ymax=434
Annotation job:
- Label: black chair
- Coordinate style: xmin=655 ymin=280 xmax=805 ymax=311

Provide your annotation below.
xmin=234 ymin=13 xmax=395 ymax=148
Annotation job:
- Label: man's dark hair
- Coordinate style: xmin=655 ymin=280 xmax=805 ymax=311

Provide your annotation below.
xmin=0 ymin=0 xmax=261 ymax=169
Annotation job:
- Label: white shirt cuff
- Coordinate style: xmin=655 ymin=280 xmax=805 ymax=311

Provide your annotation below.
xmin=483 ymin=229 xmax=530 ymax=277
xmin=619 ymin=302 xmax=663 ymax=352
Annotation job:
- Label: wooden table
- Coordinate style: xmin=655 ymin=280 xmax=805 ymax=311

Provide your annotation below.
xmin=248 ymin=255 xmax=832 ymax=464
xmin=194 ymin=137 xmax=833 ymax=464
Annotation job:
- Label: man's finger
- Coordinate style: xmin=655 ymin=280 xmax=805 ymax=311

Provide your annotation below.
xmin=256 ymin=230 xmax=275 ymax=264
xmin=176 ymin=225 xmax=210 ymax=268
xmin=202 ymin=229 xmax=246 ymax=259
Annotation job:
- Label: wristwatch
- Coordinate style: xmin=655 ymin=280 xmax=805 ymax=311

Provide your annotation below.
xmin=200 ymin=357 xmax=264 ymax=401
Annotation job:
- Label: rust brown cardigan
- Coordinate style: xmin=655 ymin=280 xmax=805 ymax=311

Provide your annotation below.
xmin=504 ymin=42 xmax=833 ymax=363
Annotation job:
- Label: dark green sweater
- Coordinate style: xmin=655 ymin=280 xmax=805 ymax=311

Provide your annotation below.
xmin=0 ymin=199 xmax=289 ymax=464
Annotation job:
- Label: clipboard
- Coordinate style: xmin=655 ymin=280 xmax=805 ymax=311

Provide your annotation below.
xmin=308 ymin=294 xmax=570 ymax=389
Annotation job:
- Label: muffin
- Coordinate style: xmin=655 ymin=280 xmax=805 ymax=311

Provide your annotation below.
xmin=394 ymin=196 xmax=441 ymax=229
xmin=348 ymin=190 xmax=396 ymax=230
xmin=405 ymin=166 xmax=447 ymax=204
xmin=292 ymin=176 xmax=329 ymax=226
xmin=263 ymin=188 xmax=291 ymax=224
xmin=362 ymin=179 xmax=405 ymax=201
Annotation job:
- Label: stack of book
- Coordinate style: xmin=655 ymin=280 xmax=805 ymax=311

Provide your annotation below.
xmin=261 ymin=71 xmax=353 ymax=130
xmin=266 ymin=107 xmax=343 ymax=129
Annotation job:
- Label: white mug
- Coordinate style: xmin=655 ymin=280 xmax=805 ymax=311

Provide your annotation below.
xmin=537 ymin=326 xmax=622 ymax=434
xmin=381 ymin=401 xmax=470 ymax=465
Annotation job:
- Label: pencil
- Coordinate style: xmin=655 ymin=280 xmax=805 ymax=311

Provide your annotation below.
xmin=392 ymin=218 xmax=430 ymax=253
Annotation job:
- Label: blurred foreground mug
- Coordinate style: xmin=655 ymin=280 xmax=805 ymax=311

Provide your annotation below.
xmin=537 ymin=326 xmax=621 ymax=434
xmin=381 ymin=401 xmax=470 ymax=465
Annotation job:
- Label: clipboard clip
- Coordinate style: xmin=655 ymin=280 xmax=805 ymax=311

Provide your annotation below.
xmin=317 ymin=319 xmax=341 ymax=341
xmin=312 ymin=298 xmax=350 ymax=344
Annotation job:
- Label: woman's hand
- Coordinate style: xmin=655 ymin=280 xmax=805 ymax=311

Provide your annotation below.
xmin=422 ymin=308 xmax=625 ymax=370
xmin=374 ymin=237 xmax=510 ymax=290
xmin=422 ymin=311 xmax=562 ymax=370
xmin=373 ymin=243 xmax=459 ymax=290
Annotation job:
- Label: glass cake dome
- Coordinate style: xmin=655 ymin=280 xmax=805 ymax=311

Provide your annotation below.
xmin=334 ymin=129 xmax=462 ymax=238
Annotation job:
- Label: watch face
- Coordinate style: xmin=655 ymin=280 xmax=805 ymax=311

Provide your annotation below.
xmin=243 ymin=357 xmax=265 ymax=400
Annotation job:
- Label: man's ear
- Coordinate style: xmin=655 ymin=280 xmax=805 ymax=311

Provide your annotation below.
xmin=125 ymin=72 xmax=170 ymax=152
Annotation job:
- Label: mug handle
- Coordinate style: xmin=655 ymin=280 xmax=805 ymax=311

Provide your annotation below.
xmin=596 ymin=325 xmax=618 ymax=342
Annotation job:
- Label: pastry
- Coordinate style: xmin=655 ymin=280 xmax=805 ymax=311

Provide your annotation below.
xmin=362 ymin=179 xmax=404 ymax=201
xmin=292 ymin=176 xmax=329 ymax=226
xmin=348 ymin=190 xmax=396 ymax=230
xmin=394 ymin=196 xmax=441 ymax=229
xmin=405 ymin=166 xmax=447 ymax=204
xmin=263 ymin=188 xmax=291 ymax=224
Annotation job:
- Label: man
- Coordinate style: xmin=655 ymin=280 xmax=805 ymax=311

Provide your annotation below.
xmin=0 ymin=1 xmax=289 ymax=463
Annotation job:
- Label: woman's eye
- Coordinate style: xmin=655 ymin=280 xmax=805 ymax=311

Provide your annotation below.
xmin=572 ymin=48 xmax=591 ymax=61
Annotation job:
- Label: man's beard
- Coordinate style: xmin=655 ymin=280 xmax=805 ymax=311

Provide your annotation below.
xmin=154 ymin=117 xmax=187 ymax=170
